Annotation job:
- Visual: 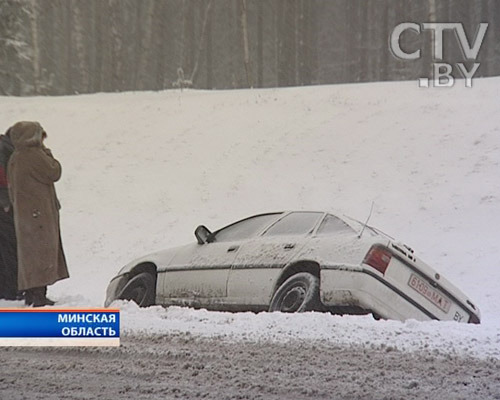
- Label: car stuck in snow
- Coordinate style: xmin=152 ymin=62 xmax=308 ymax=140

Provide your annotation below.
xmin=105 ymin=211 xmax=480 ymax=324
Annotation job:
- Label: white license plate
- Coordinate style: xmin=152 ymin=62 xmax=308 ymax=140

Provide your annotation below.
xmin=408 ymin=274 xmax=451 ymax=313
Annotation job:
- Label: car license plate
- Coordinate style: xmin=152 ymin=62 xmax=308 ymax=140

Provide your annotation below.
xmin=408 ymin=274 xmax=451 ymax=313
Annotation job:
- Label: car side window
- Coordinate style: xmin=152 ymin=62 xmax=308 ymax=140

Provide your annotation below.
xmin=263 ymin=212 xmax=323 ymax=236
xmin=213 ymin=214 xmax=281 ymax=242
xmin=316 ymin=214 xmax=355 ymax=235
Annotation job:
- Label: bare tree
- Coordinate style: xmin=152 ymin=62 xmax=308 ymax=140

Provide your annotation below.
xmin=181 ymin=0 xmax=196 ymax=84
xmin=205 ymin=0 xmax=213 ymax=89
xmin=90 ymin=0 xmax=103 ymax=92
xmin=154 ymin=1 xmax=168 ymax=89
xmin=257 ymin=0 xmax=264 ymax=87
xmin=72 ymin=1 xmax=89 ymax=92
xmin=189 ymin=0 xmax=213 ymax=85
xmin=277 ymin=0 xmax=297 ymax=86
xmin=64 ymin=0 xmax=73 ymax=94
xmin=137 ymin=0 xmax=155 ymax=89
xmin=297 ymin=0 xmax=310 ymax=85
xmin=29 ymin=0 xmax=40 ymax=93
xmin=0 ymin=0 xmax=32 ymax=95
xmin=240 ymin=0 xmax=253 ymax=88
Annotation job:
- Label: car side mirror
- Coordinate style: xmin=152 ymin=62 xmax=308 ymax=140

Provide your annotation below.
xmin=195 ymin=225 xmax=212 ymax=245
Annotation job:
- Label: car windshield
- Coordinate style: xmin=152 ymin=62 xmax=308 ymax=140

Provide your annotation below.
xmin=213 ymin=213 xmax=281 ymax=242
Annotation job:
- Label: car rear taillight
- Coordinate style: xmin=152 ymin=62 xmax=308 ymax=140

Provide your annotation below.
xmin=363 ymin=245 xmax=392 ymax=275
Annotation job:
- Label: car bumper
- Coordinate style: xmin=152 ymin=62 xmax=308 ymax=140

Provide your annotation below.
xmin=320 ymin=264 xmax=480 ymax=323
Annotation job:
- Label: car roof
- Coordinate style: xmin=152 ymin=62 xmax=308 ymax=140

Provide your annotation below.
xmin=213 ymin=211 xmax=352 ymax=237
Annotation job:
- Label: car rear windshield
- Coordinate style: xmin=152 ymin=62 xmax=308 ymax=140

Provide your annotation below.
xmin=316 ymin=214 xmax=355 ymax=235
xmin=264 ymin=212 xmax=323 ymax=236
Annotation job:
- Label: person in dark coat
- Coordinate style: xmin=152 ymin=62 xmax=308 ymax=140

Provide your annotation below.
xmin=7 ymin=121 xmax=69 ymax=307
xmin=0 ymin=127 xmax=19 ymax=300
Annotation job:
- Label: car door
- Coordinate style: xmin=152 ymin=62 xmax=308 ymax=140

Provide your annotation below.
xmin=160 ymin=213 xmax=281 ymax=308
xmin=161 ymin=241 xmax=239 ymax=305
xmin=226 ymin=212 xmax=325 ymax=306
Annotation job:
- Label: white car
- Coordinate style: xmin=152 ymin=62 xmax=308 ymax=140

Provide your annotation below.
xmin=105 ymin=211 xmax=480 ymax=324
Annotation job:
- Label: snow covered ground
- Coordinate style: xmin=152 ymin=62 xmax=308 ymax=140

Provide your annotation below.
xmin=1 ymin=78 xmax=499 ymax=359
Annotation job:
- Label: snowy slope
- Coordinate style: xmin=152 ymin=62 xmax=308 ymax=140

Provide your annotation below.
xmin=0 ymin=78 xmax=499 ymax=357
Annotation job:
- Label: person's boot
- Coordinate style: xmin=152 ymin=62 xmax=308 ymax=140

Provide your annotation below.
xmin=31 ymin=288 xmax=44 ymax=307
xmin=32 ymin=287 xmax=55 ymax=307
xmin=42 ymin=286 xmax=55 ymax=306
xmin=24 ymin=290 xmax=33 ymax=306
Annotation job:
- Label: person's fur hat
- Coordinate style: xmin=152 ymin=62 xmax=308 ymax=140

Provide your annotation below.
xmin=9 ymin=121 xmax=44 ymax=148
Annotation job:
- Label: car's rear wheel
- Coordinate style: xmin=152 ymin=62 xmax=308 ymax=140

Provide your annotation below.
xmin=269 ymin=272 xmax=321 ymax=312
xmin=117 ymin=272 xmax=156 ymax=307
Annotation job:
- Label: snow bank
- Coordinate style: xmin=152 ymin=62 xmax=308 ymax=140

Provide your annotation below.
xmin=118 ymin=302 xmax=500 ymax=359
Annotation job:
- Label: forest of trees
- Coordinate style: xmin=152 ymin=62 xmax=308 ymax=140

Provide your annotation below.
xmin=0 ymin=0 xmax=499 ymax=96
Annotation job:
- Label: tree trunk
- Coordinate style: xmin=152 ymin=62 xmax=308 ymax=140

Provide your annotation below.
xmin=137 ymin=0 xmax=155 ymax=89
xmin=277 ymin=0 xmax=297 ymax=87
xmin=155 ymin=1 xmax=167 ymax=90
xmin=29 ymin=0 xmax=40 ymax=94
xmin=73 ymin=2 xmax=89 ymax=93
xmin=205 ymin=0 xmax=213 ymax=89
xmin=241 ymin=0 xmax=253 ymax=88
xmin=480 ymin=0 xmax=490 ymax=76
xmin=182 ymin=0 xmax=196 ymax=82
xmin=309 ymin=0 xmax=318 ymax=84
xmin=298 ymin=0 xmax=313 ymax=85
xmin=257 ymin=0 xmax=264 ymax=87
xmin=64 ymin=0 xmax=73 ymax=94
xmin=189 ymin=0 xmax=213 ymax=85
xmin=92 ymin=0 xmax=103 ymax=92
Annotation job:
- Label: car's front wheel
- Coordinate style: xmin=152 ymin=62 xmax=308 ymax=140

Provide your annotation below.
xmin=117 ymin=272 xmax=156 ymax=307
xmin=269 ymin=272 xmax=321 ymax=312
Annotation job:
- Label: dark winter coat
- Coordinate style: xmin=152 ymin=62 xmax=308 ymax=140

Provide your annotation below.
xmin=0 ymin=132 xmax=14 ymax=210
xmin=0 ymin=207 xmax=18 ymax=298
xmin=7 ymin=121 xmax=69 ymax=291
xmin=0 ymin=129 xmax=18 ymax=298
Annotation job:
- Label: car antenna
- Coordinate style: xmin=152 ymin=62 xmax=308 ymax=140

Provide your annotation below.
xmin=358 ymin=202 xmax=374 ymax=238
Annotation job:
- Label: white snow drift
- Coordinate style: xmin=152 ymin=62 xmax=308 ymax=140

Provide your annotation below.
xmin=0 ymin=78 xmax=499 ymax=358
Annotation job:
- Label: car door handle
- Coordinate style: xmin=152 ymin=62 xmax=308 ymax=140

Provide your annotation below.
xmin=284 ymin=243 xmax=295 ymax=250
xmin=227 ymin=245 xmax=239 ymax=252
